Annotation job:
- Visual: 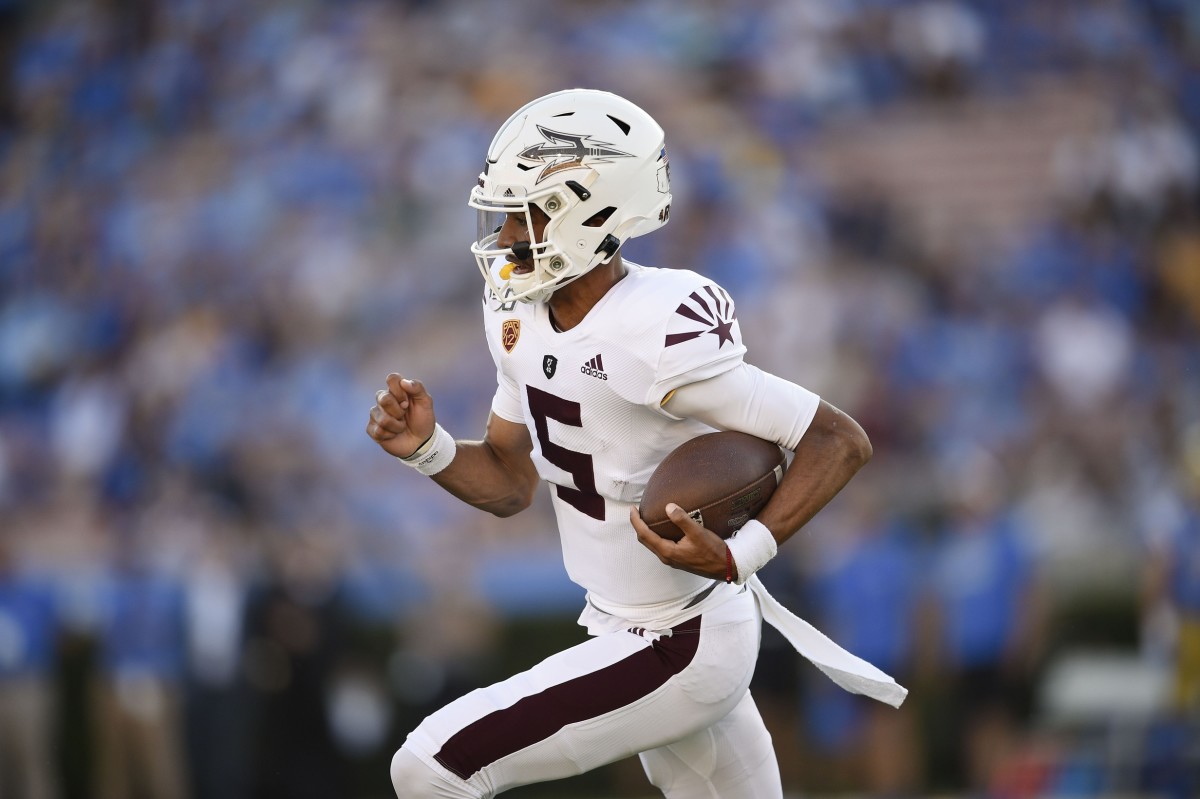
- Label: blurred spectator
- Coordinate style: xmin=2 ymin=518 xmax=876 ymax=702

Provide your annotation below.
xmin=1154 ymin=217 xmax=1200 ymax=328
xmin=891 ymin=0 xmax=985 ymax=99
xmin=802 ymin=497 xmax=923 ymax=796
xmin=93 ymin=531 xmax=189 ymax=799
xmin=0 ymin=537 xmax=59 ymax=799
xmin=183 ymin=521 xmax=255 ymax=799
xmin=1033 ymin=295 xmax=1134 ymax=414
xmin=923 ymin=449 xmax=1048 ymax=794
xmin=1142 ymin=423 xmax=1200 ymax=716
xmin=244 ymin=532 xmax=349 ymax=799
xmin=0 ymin=0 xmax=27 ymax=128
xmin=1053 ymin=95 xmax=1198 ymax=228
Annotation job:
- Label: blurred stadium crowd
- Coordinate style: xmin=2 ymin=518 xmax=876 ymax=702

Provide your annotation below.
xmin=1 ymin=0 xmax=1198 ymax=797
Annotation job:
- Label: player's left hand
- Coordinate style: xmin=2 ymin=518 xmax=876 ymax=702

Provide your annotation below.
xmin=630 ymin=503 xmax=730 ymax=582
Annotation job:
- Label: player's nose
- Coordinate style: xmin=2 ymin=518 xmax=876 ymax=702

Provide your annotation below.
xmin=497 ymin=217 xmax=521 ymax=250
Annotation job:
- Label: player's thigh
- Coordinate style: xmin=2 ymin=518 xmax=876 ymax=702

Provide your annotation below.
xmin=639 ymin=690 xmax=782 ymax=799
xmin=400 ymin=589 xmax=761 ymax=797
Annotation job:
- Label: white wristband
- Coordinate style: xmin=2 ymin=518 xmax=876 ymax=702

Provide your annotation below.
xmin=726 ymin=519 xmax=777 ymax=585
xmin=399 ymin=424 xmax=456 ymax=476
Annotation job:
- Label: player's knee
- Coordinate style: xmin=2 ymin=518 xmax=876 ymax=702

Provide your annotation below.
xmin=390 ymin=747 xmax=438 ymax=798
xmin=639 ymin=748 xmax=676 ymax=791
xmin=390 ymin=747 xmax=474 ymax=799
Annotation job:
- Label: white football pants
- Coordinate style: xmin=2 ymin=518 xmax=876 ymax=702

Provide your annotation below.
xmin=391 ymin=587 xmax=782 ymax=798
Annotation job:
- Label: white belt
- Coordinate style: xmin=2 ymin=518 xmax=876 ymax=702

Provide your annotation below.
xmin=748 ymin=576 xmax=908 ymax=708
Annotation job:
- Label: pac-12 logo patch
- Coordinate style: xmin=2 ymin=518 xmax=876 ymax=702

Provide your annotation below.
xmin=501 ymin=319 xmax=520 ymax=353
xmin=542 ymin=355 xmax=558 ymax=379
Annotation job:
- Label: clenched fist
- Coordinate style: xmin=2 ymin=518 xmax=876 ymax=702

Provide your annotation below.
xmin=367 ymin=373 xmax=437 ymax=459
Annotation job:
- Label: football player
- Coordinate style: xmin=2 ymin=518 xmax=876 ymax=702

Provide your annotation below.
xmin=368 ymin=89 xmax=906 ymax=799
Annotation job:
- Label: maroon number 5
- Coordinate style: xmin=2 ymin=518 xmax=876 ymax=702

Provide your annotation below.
xmin=526 ymin=386 xmax=605 ymax=520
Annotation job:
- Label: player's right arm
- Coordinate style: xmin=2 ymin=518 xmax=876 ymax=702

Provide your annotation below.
xmin=368 ymin=373 xmax=539 ymax=517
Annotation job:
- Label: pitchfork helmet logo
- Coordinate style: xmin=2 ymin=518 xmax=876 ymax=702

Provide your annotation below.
xmin=518 ymin=126 xmax=634 ymax=184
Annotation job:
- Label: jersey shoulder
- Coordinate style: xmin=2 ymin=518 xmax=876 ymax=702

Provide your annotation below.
xmin=613 ymin=265 xmax=735 ymax=336
xmin=611 ymin=265 xmax=748 ymax=404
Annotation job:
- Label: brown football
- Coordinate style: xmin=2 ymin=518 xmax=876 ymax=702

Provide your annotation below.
xmin=639 ymin=431 xmax=786 ymax=541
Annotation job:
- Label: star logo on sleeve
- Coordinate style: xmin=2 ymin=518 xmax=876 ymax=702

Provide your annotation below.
xmin=665 ymin=286 xmax=737 ymax=349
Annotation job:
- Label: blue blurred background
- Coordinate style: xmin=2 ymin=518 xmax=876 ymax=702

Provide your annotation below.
xmin=1 ymin=0 xmax=1198 ymax=797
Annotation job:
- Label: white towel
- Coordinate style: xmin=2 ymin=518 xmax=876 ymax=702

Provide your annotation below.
xmin=748 ymin=576 xmax=909 ymax=708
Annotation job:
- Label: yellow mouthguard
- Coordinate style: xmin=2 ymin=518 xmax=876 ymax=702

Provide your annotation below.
xmin=499 ymin=263 xmax=515 ymax=280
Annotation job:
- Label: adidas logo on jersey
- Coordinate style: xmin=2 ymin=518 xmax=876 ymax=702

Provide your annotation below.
xmin=580 ymin=354 xmax=608 ymax=380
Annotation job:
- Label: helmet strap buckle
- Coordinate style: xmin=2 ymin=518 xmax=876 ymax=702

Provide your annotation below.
xmin=594 ymin=234 xmax=620 ymax=259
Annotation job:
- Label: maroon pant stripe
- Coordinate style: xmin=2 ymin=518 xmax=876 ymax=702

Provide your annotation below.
xmin=433 ymin=615 xmax=703 ymax=781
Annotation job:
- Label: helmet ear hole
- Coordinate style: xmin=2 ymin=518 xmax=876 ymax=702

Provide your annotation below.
xmin=583 ymin=207 xmax=617 ymax=228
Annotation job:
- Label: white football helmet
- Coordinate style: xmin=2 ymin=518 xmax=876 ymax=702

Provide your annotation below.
xmin=471 ymin=89 xmax=673 ymax=305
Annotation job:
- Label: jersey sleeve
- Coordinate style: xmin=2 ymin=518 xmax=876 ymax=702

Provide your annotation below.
xmin=665 ymin=362 xmax=821 ymax=450
xmin=490 ymin=372 xmax=524 ymax=423
xmin=646 ymin=280 xmax=748 ymax=411
xmin=482 ymin=295 xmax=525 ymax=423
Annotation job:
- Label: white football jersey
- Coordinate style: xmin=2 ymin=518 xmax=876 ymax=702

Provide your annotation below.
xmin=483 ymin=261 xmax=751 ymax=625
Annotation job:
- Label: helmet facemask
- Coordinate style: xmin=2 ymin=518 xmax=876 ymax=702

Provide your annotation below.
xmin=470 ymin=181 xmax=614 ymax=306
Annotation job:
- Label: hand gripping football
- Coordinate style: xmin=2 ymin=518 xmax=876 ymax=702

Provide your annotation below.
xmin=639 ymin=431 xmax=786 ymax=541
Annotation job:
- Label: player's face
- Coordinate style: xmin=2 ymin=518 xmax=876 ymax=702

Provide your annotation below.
xmin=497 ymin=204 xmax=550 ymax=275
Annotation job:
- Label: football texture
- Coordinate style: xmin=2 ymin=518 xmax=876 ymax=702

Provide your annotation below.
xmin=639 ymin=431 xmax=786 ymax=542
